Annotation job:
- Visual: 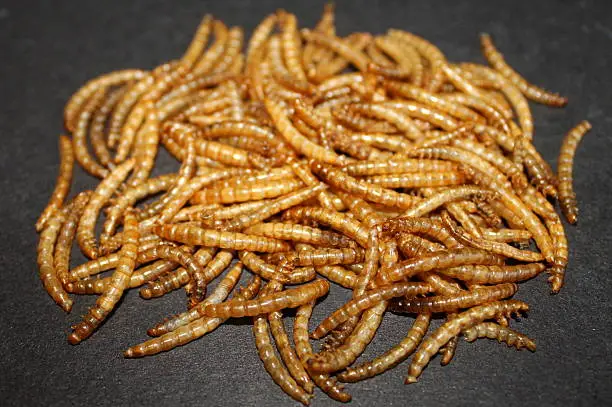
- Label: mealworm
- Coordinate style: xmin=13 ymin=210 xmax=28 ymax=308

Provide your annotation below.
xmin=381 ymin=216 xmax=460 ymax=249
xmin=243 ymin=222 xmax=354 ymax=248
xmin=180 ymin=15 xmax=213 ymax=69
xmin=312 ymin=282 xmax=432 ymax=339
xmin=392 ymin=283 xmax=517 ymax=314
xmin=265 ymin=98 xmax=345 ymax=165
xmin=277 ymin=10 xmax=307 ymax=82
xmin=127 ymin=112 xmax=160 ymax=186
xmin=344 ymin=158 xmax=457 ymax=177
xmin=140 ymin=247 xmax=217 ymax=299
xmin=480 ymin=34 xmax=567 ymax=107
xmin=76 ymin=159 xmax=135 ymax=259
xmin=201 ymin=279 xmax=329 ymax=318
xmin=302 ymin=29 xmax=369 ymax=73
xmin=64 ymin=69 xmax=146 ymax=133
xmin=36 ymin=136 xmax=75 ymax=232
xmin=125 ymin=276 xmax=261 ymax=357
xmin=253 ymin=284 xmax=312 ymax=405
xmin=406 ymin=300 xmax=529 ymax=382
xmin=192 ymin=177 xmax=303 ymax=205
xmin=558 ymin=120 xmax=590 ymax=224
xmin=148 ymin=261 xmax=243 ymax=336
xmin=377 ymin=247 xmax=502 ymax=285
xmin=545 ymin=216 xmax=569 ymax=294
xmin=441 ymin=263 xmax=546 ymax=284
xmin=54 ymin=191 xmax=92 ymax=287
xmin=293 ymin=303 xmax=352 ymax=403
xmin=463 ymin=321 xmax=536 ymax=351
xmin=397 ymin=233 xmax=444 ymax=258
xmin=211 ymin=27 xmax=244 ymax=74
xmin=193 ymin=19 xmax=229 ymax=74
xmin=89 ymin=87 xmax=126 ymax=169
xmin=69 ymin=210 xmax=139 ymax=344
xmin=442 ymin=211 xmax=543 ymax=262
xmin=402 ymin=186 xmax=493 ymax=218
xmin=281 ymin=206 xmax=370 ymax=247
xmin=189 ymin=249 xmax=234 ymax=307
xmin=365 ymin=171 xmax=466 ymax=189
xmin=238 ymin=250 xmax=315 ymax=285
xmin=338 ymin=313 xmax=431 ymax=383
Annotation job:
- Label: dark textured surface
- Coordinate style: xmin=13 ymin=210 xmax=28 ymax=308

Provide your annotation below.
xmin=1 ymin=0 xmax=611 ymax=406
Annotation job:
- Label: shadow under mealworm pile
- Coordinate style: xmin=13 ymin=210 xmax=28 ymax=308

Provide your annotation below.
xmin=35 ymin=4 xmax=590 ymax=404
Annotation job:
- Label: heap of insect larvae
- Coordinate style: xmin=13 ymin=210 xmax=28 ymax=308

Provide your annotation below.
xmin=35 ymin=5 xmax=590 ymax=404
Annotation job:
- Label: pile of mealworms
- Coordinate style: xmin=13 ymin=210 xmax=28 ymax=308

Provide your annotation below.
xmin=35 ymin=5 xmax=590 ymax=404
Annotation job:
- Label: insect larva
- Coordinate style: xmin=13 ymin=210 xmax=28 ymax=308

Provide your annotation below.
xmin=192 ymin=177 xmax=303 ymax=205
xmin=37 ymin=205 xmax=73 ymax=312
xmin=387 ymin=29 xmax=446 ymax=92
xmin=54 ymin=191 xmax=92 ymax=286
xmin=200 ymin=200 xmax=270 ymax=223
xmin=348 ymin=103 xmax=423 ymax=139
xmin=211 ymin=27 xmax=244 ymax=74
xmin=89 ymin=87 xmax=126 ymax=170
xmin=392 ymin=283 xmax=518 ymax=314
xmin=102 ymin=174 xmax=177 ymax=241
xmin=558 ymin=120 xmax=591 ymax=224
xmin=270 ymin=247 xmax=365 ymax=272
xmin=306 ymin=301 xmax=386 ymax=373
xmin=253 ymin=285 xmax=312 ymax=405
xmin=353 ymin=225 xmax=381 ymax=296
xmin=438 ymin=329 xmax=459 ymax=366
xmin=314 ymin=265 xmax=358 ymax=289
xmin=377 ymin=247 xmax=502 ymax=286
xmin=312 ymin=282 xmax=432 ymax=340
xmin=246 ymin=13 xmax=277 ymax=74
xmin=441 ymin=65 xmax=512 ymax=120
xmin=293 ymin=303 xmax=352 ymax=403
xmin=140 ymin=247 xmax=217 ymax=299
xmin=155 ymin=223 xmax=291 ymax=253
xmin=301 ymin=29 xmax=369 ymax=73
xmin=381 ymin=216 xmax=460 ymax=249
xmin=372 ymin=36 xmax=414 ymax=75
xmin=338 ymin=313 xmax=431 ymax=383
xmin=442 ymin=212 xmax=544 ymax=262
xmin=480 ymin=34 xmax=567 ymax=107
xmin=148 ymin=261 xmax=243 ymax=337
xmin=331 ymin=105 xmax=398 ymax=134
xmin=545 ymin=216 xmax=569 ymax=294
xmin=265 ymin=99 xmax=345 ymax=165
xmin=384 ymin=81 xmax=482 ymax=123
xmin=277 ymin=11 xmax=307 ymax=82
xmin=414 ymin=146 xmax=554 ymax=261
xmin=127 ymin=113 xmax=160 ymax=186
xmin=36 ymin=136 xmax=75 ymax=232
xmin=311 ymin=161 xmax=418 ymax=210
xmin=281 ymin=206 xmax=370 ymax=248
xmin=69 ymin=210 xmax=139 ymax=344
xmin=463 ymin=322 xmax=536 ymax=352
xmin=265 ymin=282 xmax=315 ymax=394
xmin=193 ymin=19 xmax=229 ymax=74
xmin=290 ymin=161 xmax=342 ymax=211
xmin=365 ymin=41 xmax=394 ymax=67
xmin=315 ymin=32 xmax=372 ymax=81
xmin=125 ymin=276 xmax=261 ymax=357
xmin=365 ymin=171 xmax=466 ymax=189
xmin=406 ymin=300 xmax=530 ymax=383
xmin=180 ymin=14 xmax=212 ymax=69
xmin=238 ymin=251 xmax=315 ymax=285
xmin=190 ymin=250 xmax=234 ymax=307
xmin=76 ymin=159 xmax=135 ymax=259
xmin=397 ymin=233 xmax=444 ymax=258
xmin=381 ymin=100 xmax=458 ymax=131
xmin=344 ymin=158 xmax=456 ymax=177
xmin=440 ymin=92 xmax=511 ymax=137
xmin=201 ymin=279 xmax=329 ymax=318
xmin=402 ymin=186 xmax=493 ymax=218
xmin=243 ymin=223 xmax=354 ymax=248
xmin=481 ymin=228 xmax=532 ymax=243
xmin=64 ymin=69 xmax=146 ymax=133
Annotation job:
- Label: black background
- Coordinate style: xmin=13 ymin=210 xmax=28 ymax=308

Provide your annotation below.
xmin=1 ymin=0 xmax=611 ymax=406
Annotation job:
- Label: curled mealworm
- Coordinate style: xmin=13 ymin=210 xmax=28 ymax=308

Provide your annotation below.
xmin=463 ymin=321 xmax=536 ymax=351
xmin=406 ymin=300 xmax=529 ymax=383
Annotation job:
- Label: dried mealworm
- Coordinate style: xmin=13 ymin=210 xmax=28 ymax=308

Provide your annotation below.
xmin=238 ymin=251 xmax=315 ymax=285
xmin=463 ymin=321 xmax=536 ymax=351
xmin=406 ymin=300 xmax=529 ymax=383
xmin=69 ymin=210 xmax=139 ymax=344
xmin=439 ymin=263 xmax=546 ymax=284
xmin=480 ymin=34 xmax=568 ymax=107
xmin=76 ymin=158 xmax=135 ymax=259
xmin=201 ymin=279 xmax=329 ymax=318
xmin=190 ymin=249 xmax=234 ymax=307
xmin=558 ymin=120 xmax=591 ymax=224
xmin=243 ymin=222 xmax=354 ymax=248
xmin=36 ymin=136 xmax=75 ymax=232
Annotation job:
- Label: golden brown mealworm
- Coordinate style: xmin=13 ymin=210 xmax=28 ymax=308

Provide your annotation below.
xmin=406 ymin=300 xmax=529 ymax=383
xmin=558 ymin=120 xmax=591 ymax=224
xmin=36 ymin=136 xmax=75 ymax=232
xmin=69 ymin=210 xmax=139 ymax=344
xmin=463 ymin=321 xmax=536 ymax=351
xmin=238 ymin=251 xmax=315 ymax=285
xmin=243 ymin=222 xmax=354 ymax=248
xmin=189 ymin=249 xmax=234 ymax=307
xmin=76 ymin=159 xmax=135 ymax=259
xmin=201 ymin=279 xmax=329 ymax=318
